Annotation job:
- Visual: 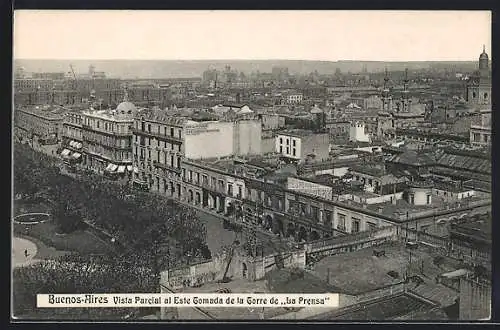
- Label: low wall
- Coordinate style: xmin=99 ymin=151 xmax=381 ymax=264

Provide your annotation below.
xmin=161 ymin=248 xmax=307 ymax=290
xmin=305 ymin=227 xmax=398 ymax=258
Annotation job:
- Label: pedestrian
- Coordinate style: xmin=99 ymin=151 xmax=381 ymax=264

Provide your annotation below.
xmin=24 ymin=249 xmax=28 ymax=258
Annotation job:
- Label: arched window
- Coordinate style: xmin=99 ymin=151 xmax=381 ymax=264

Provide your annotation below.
xmin=484 ymin=93 xmax=488 ymax=100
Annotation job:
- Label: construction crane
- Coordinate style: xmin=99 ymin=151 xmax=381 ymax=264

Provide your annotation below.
xmin=69 ymin=64 xmax=78 ymax=104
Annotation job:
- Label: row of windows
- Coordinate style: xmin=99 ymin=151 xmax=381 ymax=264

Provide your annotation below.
xmin=83 ymin=117 xmax=131 ymax=133
xmin=135 ymin=147 xmax=180 ymax=167
xmin=279 ymin=137 xmax=297 ymax=147
xmin=279 ymin=146 xmax=297 ymax=156
xmin=135 ymin=135 xmax=182 ymax=151
xmin=136 ymin=121 xmax=183 ymax=140
xmin=84 ymin=133 xmax=131 ymax=148
xmin=85 ymin=145 xmax=132 ymax=161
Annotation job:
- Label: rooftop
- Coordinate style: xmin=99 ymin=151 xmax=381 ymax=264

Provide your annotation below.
xmin=278 ymin=129 xmax=326 ymax=138
xmin=17 ymin=106 xmax=66 ymax=120
xmin=386 ymin=150 xmax=436 ymax=167
xmin=450 ymin=213 xmax=491 ymax=243
xmin=309 ymin=294 xmax=443 ymax=320
xmin=310 ymin=241 xmax=460 ymax=297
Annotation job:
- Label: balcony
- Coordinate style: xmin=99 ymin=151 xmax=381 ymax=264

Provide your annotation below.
xmin=131 ymin=128 xmax=182 ymax=144
xmin=153 ymin=161 xmax=181 ymax=173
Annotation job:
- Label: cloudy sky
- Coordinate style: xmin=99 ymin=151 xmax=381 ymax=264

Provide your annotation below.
xmin=14 ymin=10 xmax=491 ymax=61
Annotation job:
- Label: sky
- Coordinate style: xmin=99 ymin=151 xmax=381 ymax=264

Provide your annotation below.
xmin=13 ymin=10 xmax=492 ymax=61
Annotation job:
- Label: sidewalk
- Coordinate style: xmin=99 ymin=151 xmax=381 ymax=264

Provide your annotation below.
xmin=175 ymin=198 xmax=297 ymax=250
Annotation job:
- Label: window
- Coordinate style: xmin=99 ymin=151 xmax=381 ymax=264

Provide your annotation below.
xmin=280 ymin=137 xmax=283 ymax=144
xmin=324 ymin=210 xmax=333 ymax=226
xmin=292 ymin=148 xmax=296 ymax=156
xmin=286 ymin=139 xmax=290 ymax=145
xmin=426 ymin=194 xmax=431 ymax=204
xmin=337 ymin=214 xmax=346 ymax=230
xmin=367 ymin=222 xmax=377 ymax=230
xmin=311 ymin=206 xmax=319 ymax=222
xmin=170 ymin=128 xmax=174 ymax=136
xmin=279 ymin=146 xmax=283 ymax=153
xmin=170 ymin=155 xmax=174 ymax=167
xmin=148 ymin=150 xmax=151 ymax=159
xmin=286 ymin=147 xmax=290 ymax=154
xmin=300 ymin=203 xmax=307 ymax=215
xmin=97 ymin=121 xmax=100 ymax=129
xmin=352 ymin=218 xmax=360 ymax=233
xmin=409 ymin=194 xmax=415 ymax=204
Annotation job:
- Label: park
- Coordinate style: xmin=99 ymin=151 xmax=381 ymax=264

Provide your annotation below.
xmin=12 ymin=142 xmax=211 ymax=319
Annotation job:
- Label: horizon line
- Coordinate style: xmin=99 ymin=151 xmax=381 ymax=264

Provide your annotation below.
xmin=14 ymin=58 xmax=483 ymax=63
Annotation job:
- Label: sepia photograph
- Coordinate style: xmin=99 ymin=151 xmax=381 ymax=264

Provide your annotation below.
xmin=11 ymin=10 xmax=492 ymax=321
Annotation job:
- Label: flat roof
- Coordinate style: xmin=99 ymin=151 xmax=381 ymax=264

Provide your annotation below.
xmin=310 ymin=241 xmax=459 ymax=298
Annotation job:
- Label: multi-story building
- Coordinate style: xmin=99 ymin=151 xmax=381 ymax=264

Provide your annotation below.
xmin=80 ymin=100 xmax=136 ymax=180
xmin=376 ymin=112 xmax=426 ymax=138
xmin=286 ymin=93 xmax=303 ymax=105
xmin=326 ymin=120 xmax=351 ymax=142
xmin=14 ymin=106 xmax=65 ymax=145
xmin=275 ymin=130 xmax=329 ymax=163
xmin=470 ymin=110 xmax=491 ymax=147
xmin=131 ymin=109 xmax=262 ymax=191
xmin=60 ymin=111 xmax=84 ymax=167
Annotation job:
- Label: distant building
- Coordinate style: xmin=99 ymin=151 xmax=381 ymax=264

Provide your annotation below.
xmin=349 ymin=121 xmax=371 ymax=143
xmin=465 ymin=46 xmax=491 ymax=106
xmin=275 ymin=130 xmax=329 ymax=163
xmin=286 ymin=93 xmax=303 ymax=105
xmin=470 ymin=110 xmax=491 ymax=147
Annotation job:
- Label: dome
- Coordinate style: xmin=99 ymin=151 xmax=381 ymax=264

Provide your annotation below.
xmin=116 ymin=101 xmax=137 ymax=114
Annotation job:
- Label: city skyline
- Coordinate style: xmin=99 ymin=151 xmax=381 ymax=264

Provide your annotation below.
xmin=14 ymin=10 xmax=491 ymax=62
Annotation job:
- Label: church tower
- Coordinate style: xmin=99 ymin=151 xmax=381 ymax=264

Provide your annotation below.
xmin=400 ymin=68 xmax=411 ymax=112
xmin=381 ymin=68 xmax=392 ymax=111
xmin=466 ymin=45 xmax=491 ymax=106
xmin=479 ymin=45 xmax=489 ymax=72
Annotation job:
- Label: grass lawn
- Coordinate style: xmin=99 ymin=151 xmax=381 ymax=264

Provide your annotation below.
xmin=14 ymin=221 xmax=112 ymax=255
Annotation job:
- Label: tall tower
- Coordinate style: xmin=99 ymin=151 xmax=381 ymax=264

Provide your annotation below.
xmin=381 ymin=68 xmax=392 ymax=111
xmin=479 ymin=45 xmax=489 ymax=72
xmin=400 ymin=68 xmax=411 ymax=112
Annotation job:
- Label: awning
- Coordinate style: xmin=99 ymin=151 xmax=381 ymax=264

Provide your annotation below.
xmin=110 ymin=164 xmax=119 ymax=172
xmin=440 ymin=269 xmax=470 ymax=279
xmin=72 ymin=152 xmax=81 ymax=159
xmin=61 ymin=149 xmax=71 ymax=156
xmin=105 ymin=163 xmax=114 ymax=171
xmin=127 ymin=165 xmax=133 ymax=172
xmin=69 ymin=141 xmax=76 ymax=147
xmin=76 ymin=142 xmax=82 ymax=149
xmin=117 ymin=165 xmax=126 ymax=173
